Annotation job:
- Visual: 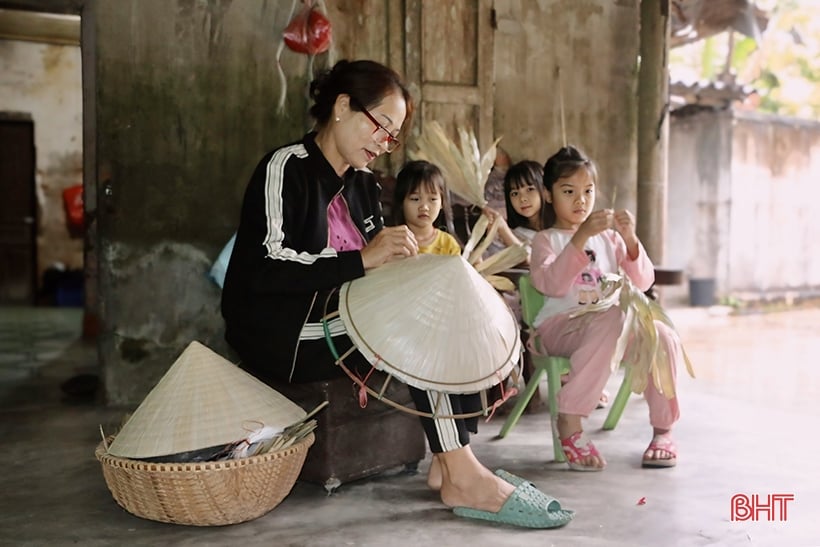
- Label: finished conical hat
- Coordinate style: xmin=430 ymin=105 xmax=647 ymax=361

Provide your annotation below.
xmin=338 ymin=254 xmax=520 ymax=393
xmin=107 ymin=341 xmax=306 ymax=459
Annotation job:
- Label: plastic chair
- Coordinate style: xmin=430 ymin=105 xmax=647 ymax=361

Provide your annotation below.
xmin=497 ymin=274 xmax=633 ymax=463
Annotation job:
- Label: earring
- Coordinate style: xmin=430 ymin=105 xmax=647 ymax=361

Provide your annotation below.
xmin=335 ymin=117 xmax=340 ymax=122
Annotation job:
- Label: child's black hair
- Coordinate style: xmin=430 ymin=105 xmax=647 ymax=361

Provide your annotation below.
xmin=541 ymin=145 xmax=598 ymax=228
xmin=503 ymin=160 xmax=547 ymax=230
xmin=393 ymin=160 xmax=449 ymax=226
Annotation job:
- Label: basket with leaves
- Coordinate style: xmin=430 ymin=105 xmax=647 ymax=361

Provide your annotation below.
xmin=95 ymin=341 xmax=321 ymax=526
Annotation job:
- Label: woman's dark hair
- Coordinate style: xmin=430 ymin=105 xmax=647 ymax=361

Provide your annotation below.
xmin=541 ymin=145 xmax=598 ymax=228
xmin=503 ymin=160 xmax=547 ymax=230
xmin=309 ymin=59 xmax=414 ymax=134
xmin=392 ymin=160 xmax=449 ymax=226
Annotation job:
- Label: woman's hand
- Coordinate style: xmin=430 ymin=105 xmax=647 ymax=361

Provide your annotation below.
xmin=360 ymin=225 xmax=419 ymax=270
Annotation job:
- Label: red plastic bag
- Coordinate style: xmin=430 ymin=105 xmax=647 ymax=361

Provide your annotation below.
xmin=283 ymin=1 xmax=332 ymax=55
xmin=62 ymin=184 xmax=84 ymax=230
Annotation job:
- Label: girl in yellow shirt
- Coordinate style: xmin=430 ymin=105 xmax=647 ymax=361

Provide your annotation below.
xmin=393 ymin=160 xmax=461 ymax=256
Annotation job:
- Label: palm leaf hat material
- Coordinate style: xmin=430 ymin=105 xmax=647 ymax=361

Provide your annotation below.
xmin=334 ymin=254 xmax=521 ymax=395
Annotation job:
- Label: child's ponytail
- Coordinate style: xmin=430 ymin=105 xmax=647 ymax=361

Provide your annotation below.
xmin=543 ymin=144 xmax=598 ymax=191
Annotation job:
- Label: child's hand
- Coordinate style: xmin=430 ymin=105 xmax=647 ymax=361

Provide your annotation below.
xmin=482 ymin=206 xmax=521 ymax=247
xmin=571 ymin=209 xmax=613 ymax=250
xmin=613 ymin=209 xmax=637 ymax=243
xmin=481 ymin=206 xmax=503 ymax=225
xmin=613 ymin=209 xmax=640 ymax=259
xmin=578 ymin=209 xmax=613 ymax=237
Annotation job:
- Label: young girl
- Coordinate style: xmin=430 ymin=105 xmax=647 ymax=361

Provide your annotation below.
xmin=502 ymin=160 xmax=549 ymax=247
xmin=483 ymin=160 xmax=545 ymax=257
xmin=394 ymin=159 xmax=490 ymax=493
xmin=393 ymin=160 xmax=461 ymax=256
xmin=494 ymin=160 xmax=610 ymax=408
xmin=529 ymin=145 xmax=682 ymax=471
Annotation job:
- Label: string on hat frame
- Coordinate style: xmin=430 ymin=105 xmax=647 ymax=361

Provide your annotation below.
xmin=321 ymin=307 xmax=522 ymax=421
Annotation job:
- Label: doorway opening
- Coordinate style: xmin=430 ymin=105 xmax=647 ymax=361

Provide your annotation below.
xmin=0 ymin=6 xmax=98 ymax=403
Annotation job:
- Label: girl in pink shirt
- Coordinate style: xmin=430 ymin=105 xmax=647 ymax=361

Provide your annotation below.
xmin=529 ymin=145 xmax=682 ymax=471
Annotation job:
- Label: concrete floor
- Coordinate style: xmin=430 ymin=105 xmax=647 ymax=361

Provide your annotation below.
xmin=1 ymin=303 xmax=819 ymax=547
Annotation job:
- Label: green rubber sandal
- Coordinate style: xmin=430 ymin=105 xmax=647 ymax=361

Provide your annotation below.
xmin=494 ymin=469 xmax=530 ymax=487
xmin=453 ymin=481 xmax=575 ymax=529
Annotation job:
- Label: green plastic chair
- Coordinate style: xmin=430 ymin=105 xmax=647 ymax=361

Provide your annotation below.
xmin=497 ymin=274 xmax=633 ymax=463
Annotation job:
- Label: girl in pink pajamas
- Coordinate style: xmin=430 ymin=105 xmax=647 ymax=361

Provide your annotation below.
xmin=529 ymin=145 xmax=681 ymax=471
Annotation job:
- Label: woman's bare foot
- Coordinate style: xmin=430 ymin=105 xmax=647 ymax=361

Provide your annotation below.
xmin=427 ymin=454 xmax=442 ymax=491
xmin=557 ymin=413 xmax=606 ymax=469
xmin=436 ymin=446 xmax=515 ymax=512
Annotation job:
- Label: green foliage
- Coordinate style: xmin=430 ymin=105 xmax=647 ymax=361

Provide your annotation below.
xmin=700 ymin=37 xmax=719 ymax=80
xmin=670 ymin=2 xmax=820 ymax=120
xmin=731 ymin=37 xmax=758 ymax=68
xmin=796 ymin=58 xmax=820 ymax=81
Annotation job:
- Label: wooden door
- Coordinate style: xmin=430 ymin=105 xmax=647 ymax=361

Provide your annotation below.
xmin=400 ymin=0 xmax=494 ymax=149
xmin=0 ymin=118 xmax=37 ymax=305
xmin=392 ymin=0 xmax=495 ymax=239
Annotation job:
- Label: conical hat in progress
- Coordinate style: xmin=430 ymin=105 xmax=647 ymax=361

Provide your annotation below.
xmin=338 ymin=254 xmax=520 ymax=393
xmin=107 ymin=341 xmax=306 ymax=459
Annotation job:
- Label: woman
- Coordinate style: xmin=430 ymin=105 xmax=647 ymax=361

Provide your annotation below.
xmin=222 ymin=60 xmax=570 ymax=527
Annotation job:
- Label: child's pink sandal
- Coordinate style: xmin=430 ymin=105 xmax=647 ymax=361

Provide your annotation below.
xmin=642 ymin=434 xmax=677 ymax=468
xmin=560 ymin=431 xmax=606 ymax=471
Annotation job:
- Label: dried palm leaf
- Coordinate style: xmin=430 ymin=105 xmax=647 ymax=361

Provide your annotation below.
xmin=461 ymin=214 xmax=490 ymax=261
xmin=458 ymin=213 xmax=526 ymax=290
xmin=569 ymin=273 xmax=695 ymax=399
xmin=409 ymin=121 xmax=501 ymax=208
xmin=484 ymin=274 xmax=516 ymax=292
xmin=474 ymin=244 xmax=528 ymax=277
xmin=619 ymin=277 xmax=696 ymax=398
xmin=468 ymin=215 xmax=502 ymax=264
xmin=227 ymin=401 xmax=328 ymax=459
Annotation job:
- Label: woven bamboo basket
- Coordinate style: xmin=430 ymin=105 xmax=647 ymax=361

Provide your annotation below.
xmin=95 ymin=433 xmax=314 ymax=526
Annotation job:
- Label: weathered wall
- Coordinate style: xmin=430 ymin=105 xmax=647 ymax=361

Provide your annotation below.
xmin=91 ymin=0 xmax=395 ymax=405
xmin=92 ymin=0 xmax=310 ymax=405
xmin=666 ymin=109 xmax=820 ymax=302
xmin=0 ymin=39 xmax=83 ymax=284
xmin=666 ymin=110 xmax=733 ymax=287
xmin=729 ymin=112 xmax=820 ymax=296
xmin=492 ymin=0 xmax=640 ymax=211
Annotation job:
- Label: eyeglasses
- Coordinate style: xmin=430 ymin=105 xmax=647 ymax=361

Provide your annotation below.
xmin=352 ymin=98 xmax=401 ymax=153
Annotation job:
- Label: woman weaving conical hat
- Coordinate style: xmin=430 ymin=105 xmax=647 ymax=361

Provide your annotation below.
xmin=221 ymin=59 xmax=574 ymax=528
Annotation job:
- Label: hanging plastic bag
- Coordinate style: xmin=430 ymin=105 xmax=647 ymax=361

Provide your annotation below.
xmin=283 ymin=0 xmax=332 ymax=55
xmin=275 ymin=0 xmax=335 ymax=114
xmin=62 ymin=184 xmax=84 ymax=231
